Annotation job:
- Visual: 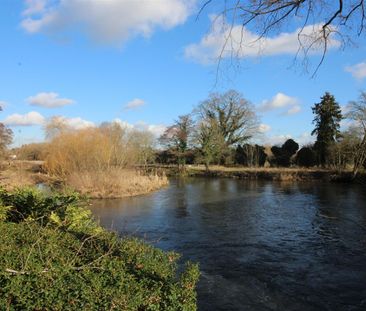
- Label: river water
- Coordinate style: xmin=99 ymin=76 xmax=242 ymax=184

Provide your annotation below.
xmin=90 ymin=178 xmax=366 ymax=310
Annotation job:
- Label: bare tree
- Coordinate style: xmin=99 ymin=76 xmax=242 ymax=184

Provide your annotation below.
xmin=346 ymin=92 xmax=366 ymax=177
xmin=0 ymin=106 xmax=13 ymax=158
xmin=193 ymin=90 xmax=258 ymax=168
xmin=159 ymin=114 xmax=194 ymax=169
xmin=195 ymin=90 xmax=258 ymax=147
xmin=200 ymin=0 xmax=366 ymax=75
xmin=44 ymin=116 xmax=70 ymax=140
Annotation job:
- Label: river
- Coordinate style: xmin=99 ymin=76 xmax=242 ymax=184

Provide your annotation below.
xmin=90 ymin=178 xmax=366 ymax=310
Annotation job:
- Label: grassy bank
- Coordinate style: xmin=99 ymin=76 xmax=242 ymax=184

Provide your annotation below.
xmin=0 ymin=187 xmax=199 ymax=310
xmin=157 ymin=165 xmax=366 ymax=183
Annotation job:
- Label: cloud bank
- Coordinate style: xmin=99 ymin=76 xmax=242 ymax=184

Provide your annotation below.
xmin=21 ymin=0 xmax=195 ymax=45
xmin=185 ymin=16 xmax=340 ymax=64
xmin=27 ymin=92 xmax=74 ymax=108
xmin=51 ymin=116 xmax=95 ymax=130
xmin=113 ymin=119 xmax=166 ymax=137
xmin=345 ymin=61 xmax=366 ymax=80
xmin=3 ymin=111 xmax=45 ymax=126
xmin=259 ymin=93 xmax=301 ymax=115
xmin=124 ymin=98 xmax=145 ymax=110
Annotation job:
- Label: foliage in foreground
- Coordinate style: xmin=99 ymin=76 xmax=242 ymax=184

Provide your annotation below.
xmin=0 ymin=188 xmax=199 ymax=310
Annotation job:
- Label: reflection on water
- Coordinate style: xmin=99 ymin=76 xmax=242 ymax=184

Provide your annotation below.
xmin=90 ymin=178 xmax=366 ymax=310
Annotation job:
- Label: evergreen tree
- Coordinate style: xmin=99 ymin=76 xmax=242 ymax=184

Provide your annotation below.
xmin=311 ymin=92 xmax=343 ymax=166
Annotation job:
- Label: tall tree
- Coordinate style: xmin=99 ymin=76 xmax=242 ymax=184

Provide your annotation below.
xmin=195 ymin=90 xmax=258 ymax=147
xmin=311 ymin=92 xmax=343 ymax=166
xmin=159 ymin=114 xmax=193 ymax=169
xmin=194 ymin=90 xmax=258 ymax=166
xmin=0 ymin=106 xmax=13 ymax=158
xmin=194 ymin=117 xmax=225 ymax=170
xmin=346 ymin=92 xmax=366 ymax=176
xmin=44 ymin=116 xmax=69 ymax=140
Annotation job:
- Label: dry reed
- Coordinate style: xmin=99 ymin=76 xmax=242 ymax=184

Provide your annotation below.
xmin=67 ymin=168 xmax=168 ymax=198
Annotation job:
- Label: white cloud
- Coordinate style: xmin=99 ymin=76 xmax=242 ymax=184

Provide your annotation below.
xmin=51 ymin=116 xmax=94 ymax=130
xmin=262 ymin=134 xmax=292 ymax=146
xmin=21 ymin=0 xmax=195 ymax=45
xmin=124 ymin=98 xmax=145 ymax=110
xmin=113 ymin=119 xmax=166 ymax=137
xmin=3 ymin=111 xmax=45 ymax=126
xmin=260 ymin=93 xmax=298 ymax=110
xmin=345 ymin=61 xmax=366 ymax=80
xmin=22 ymin=0 xmax=47 ymax=16
xmin=185 ymin=16 xmax=340 ymax=64
xmin=258 ymin=123 xmax=271 ymax=133
xmin=27 ymin=92 xmax=74 ymax=108
xmin=296 ymin=132 xmax=315 ymax=146
xmin=259 ymin=93 xmax=301 ymax=115
xmin=283 ymin=105 xmax=301 ymax=115
xmin=260 ymin=132 xmax=314 ymax=147
xmin=112 ymin=119 xmax=135 ymax=130
xmin=137 ymin=122 xmax=167 ymax=137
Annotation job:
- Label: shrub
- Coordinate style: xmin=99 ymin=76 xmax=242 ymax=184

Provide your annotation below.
xmin=0 ymin=187 xmax=199 ymax=310
xmin=66 ymin=168 xmax=168 ymax=199
xmin=296 ymin=146 xmax=317 ymax=167
xmin=44 ymin=124 xmax=155 ymax=178
xmin=270 ymin=139 xmax=299 ymax=167
xmin=15 ymin=143 xmax=48 ymax=161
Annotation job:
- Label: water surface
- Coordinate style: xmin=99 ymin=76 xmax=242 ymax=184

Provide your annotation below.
xmin=90 ymin=178 xmax=366 ymax=310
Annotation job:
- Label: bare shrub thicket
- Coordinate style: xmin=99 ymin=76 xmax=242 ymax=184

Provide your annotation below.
xmin=15 ymin=143 xmax=48 ymax=161
xmin=44 ymin=122 xmax=167 ymax=198
xmin=45 ymin=123 xmax=154 ymax=176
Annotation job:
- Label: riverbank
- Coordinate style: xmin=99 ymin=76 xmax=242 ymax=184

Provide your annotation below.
xmin=67 ymin=168 xmax=169 ymax=199
xmin=0 ymin=161 xmax=169 ymax=198
xmin=156 ymin=165 xmax=366 ymax=183
xmin=0 ymin=187 xmax=199 ymax=310
xmin=0 ymin=160 xmax=53 ymax=190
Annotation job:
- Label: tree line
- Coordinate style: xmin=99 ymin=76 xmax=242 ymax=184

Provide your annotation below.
xmin=3 ymin=90 xmax=366 ymax=177
xmin=157 ymin=90 xmax=366 ymax=177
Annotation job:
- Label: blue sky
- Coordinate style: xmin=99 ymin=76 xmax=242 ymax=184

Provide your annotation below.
xmin=1 ymin=0 xmax=366 ymax=147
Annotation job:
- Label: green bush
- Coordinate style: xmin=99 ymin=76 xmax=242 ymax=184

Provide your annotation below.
xmin=0 ymin=187 xmax=199 ymax=310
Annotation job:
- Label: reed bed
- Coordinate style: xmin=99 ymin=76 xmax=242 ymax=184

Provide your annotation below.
xmin=67 ymin=168 xmax=168 ymax=198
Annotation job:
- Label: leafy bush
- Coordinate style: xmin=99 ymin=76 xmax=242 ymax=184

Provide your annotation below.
xmin=296 ymin=146 xmax=317 ymax=167
xmin=270 ymin=139 xmax=299 ymax=167
xmin=0 ymin=187 xmax=199 ymax=310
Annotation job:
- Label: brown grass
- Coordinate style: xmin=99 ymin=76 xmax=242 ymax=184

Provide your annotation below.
xmin=186 ymin=165 xmax=339 ymax=173
xmin=67 ymin=168 xmax=169 ymax=199
xmin=0 ymin=160 xmax=50 ymax=190
xmin=182 ymin=165 xmax=356 ymax=181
